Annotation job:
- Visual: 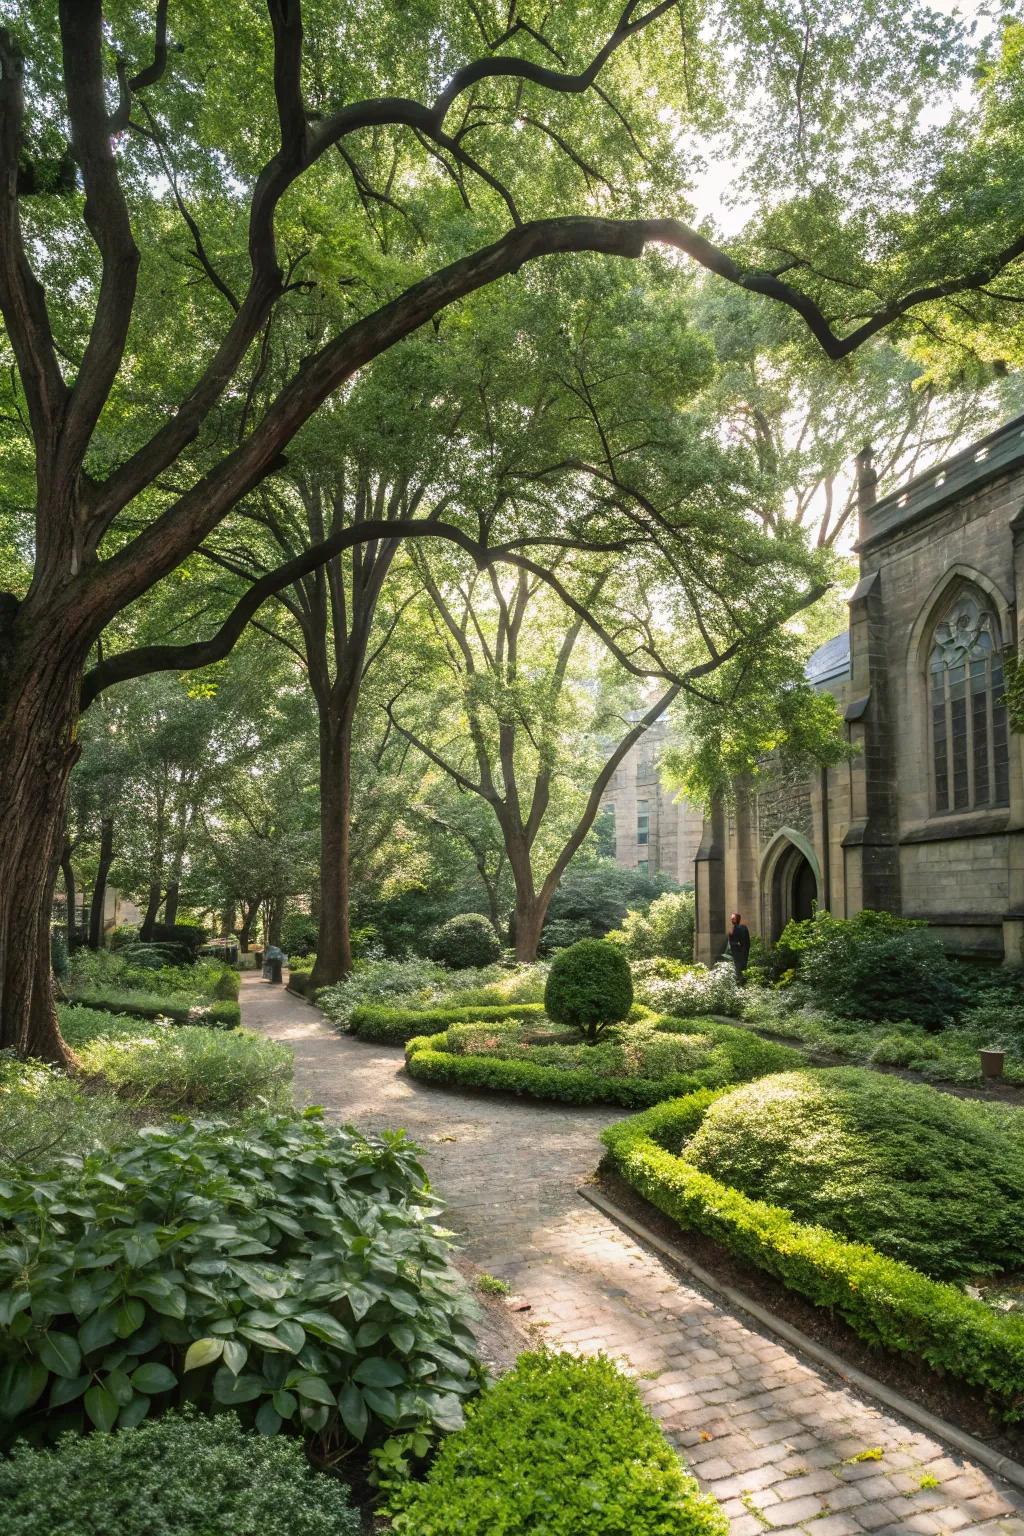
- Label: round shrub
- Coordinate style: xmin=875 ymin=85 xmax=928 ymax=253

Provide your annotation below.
xmin=429 ymin=914 xmax=502 ymax=970
xmin=544 ymin=938 xmax=633 ymax=1041
xmin=0 ymin=1411 xmax=360 ymax=1536
xmin=686 ymin=1068 xmax=1024 ymax=1280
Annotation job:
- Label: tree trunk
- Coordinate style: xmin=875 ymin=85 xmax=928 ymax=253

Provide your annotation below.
xmin=512 ymin=891 xmax=550 ymax=962
xmin=238 ymin=901 xmax=258 ymax=953
xmin=88 ymin=815 xmax=114 ymax=949
xmin=0 ymin=633 xmax=85 ymax=1062
xmin=140 ymin=882 xmax=162 ymax=939
xmin=221 ymin=903 xmax=236 ymax=938
xmin=163 ymin=876 xmax=180 ymax=928
xmin=60 ymin=841 xmax=77 ymax=954
xmin=310 ymin=711 xmax=353 ymax=987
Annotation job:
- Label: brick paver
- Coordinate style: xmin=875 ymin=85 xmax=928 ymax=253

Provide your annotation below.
xmin=243 ymin=974 xmax=1024 ymax=1535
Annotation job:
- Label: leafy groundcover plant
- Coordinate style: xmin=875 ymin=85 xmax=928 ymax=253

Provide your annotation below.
xmin=602 ymin=1083 xmax=1024 ymax=1419
xmin=0 ymin=1054 xmax=133 ymax=1174
xmin=0 ymin=1113 xmax=480 ymax=1456
xmin=63 ymin=987 xmax=241 ymax=1029
xmin=405 ymin=1016 xmax=802 ymax=1109
xmin=740 ymin=991 xmax=1024 ymax=1088
xmin=58 ymin=1007 xmax=292 ymax=1114
xmin=388 ymin=1351 xmax=727 ymax=1535
xmin=0 ymin=1410 xmax=360 ymax=1536
xmin=634 ymin=961 xmax=742 ymax=1020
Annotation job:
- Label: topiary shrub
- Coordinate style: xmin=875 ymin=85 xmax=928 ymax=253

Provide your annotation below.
xmin=0 ymin=1411 xmax=360 ymax=1536
xmin=429 ymin=914 xmax=502 ymax=970
xmin=544 ymin=938 xmax=633 ymax=1042
xmin=686 ymin=1068 xmax=1024 ymax=1280
xmin=388 ymin=1351 xmax=727 ymax=1535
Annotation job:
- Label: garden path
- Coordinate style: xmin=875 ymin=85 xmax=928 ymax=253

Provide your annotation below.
xmin=243 ymin=973 xmax=1024 ymax=1536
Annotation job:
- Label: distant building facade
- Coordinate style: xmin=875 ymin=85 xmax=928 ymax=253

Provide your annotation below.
xmin=602 ymin=717 xmax=704 ymax=886
xmin=695 ymin=413 xmax=1024 ymax=966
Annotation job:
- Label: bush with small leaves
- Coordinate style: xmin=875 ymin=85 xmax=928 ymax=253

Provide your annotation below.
xmin=388 ymin=1351 xmax=728 ymax=1535
xmin=0 ymin=1411 xmax=360 ymax=1536
xmin=0 ymin=1053 xmax=133 ymax=1174
xmin=0 ymin=1113 xmax=480 ymax=1452
xmin=429 ymin=914 xmax=502 ymax=970
xmin=544 ymin=938 xmax=633 ymax=1041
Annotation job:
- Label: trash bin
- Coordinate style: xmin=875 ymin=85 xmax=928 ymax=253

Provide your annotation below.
xmin=268 ymin=956 xmax=283 ymax=984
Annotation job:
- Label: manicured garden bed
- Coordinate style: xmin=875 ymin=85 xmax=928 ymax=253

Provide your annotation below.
xmin=350 ymin=1000 xmax=545 ymax=1045
xmin=602 ymin=1070 xmax=1024 ymax=1420
xmin=64 ymin=987 xmax=241 ymax=1029
xmin=405 ymin=1014 xmax=803 ymax=1108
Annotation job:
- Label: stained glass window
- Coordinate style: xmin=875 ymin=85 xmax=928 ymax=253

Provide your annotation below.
xmin=929 ymin=592 xmax=1009 ymax=814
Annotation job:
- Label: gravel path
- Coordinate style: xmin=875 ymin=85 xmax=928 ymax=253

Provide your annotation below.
xmin=243 ymin=973 xmax=1024 ymax=1536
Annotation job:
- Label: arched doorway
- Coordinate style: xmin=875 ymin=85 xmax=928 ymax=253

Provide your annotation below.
xmin=770 ymin=842 xmax=818 ymax=940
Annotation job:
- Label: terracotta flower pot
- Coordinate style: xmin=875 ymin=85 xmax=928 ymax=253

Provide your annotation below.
xmin=980 ymin=1048 xmax=1006 ymax=1080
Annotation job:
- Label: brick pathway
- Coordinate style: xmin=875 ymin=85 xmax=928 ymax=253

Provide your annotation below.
xmin=243 ymin=974 xmax=1024 ymax=1535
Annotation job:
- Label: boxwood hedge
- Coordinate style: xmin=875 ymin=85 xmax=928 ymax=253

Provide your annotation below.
xmin=388 ymin=1351 xmax=728 ymax=1535
xmin=0 ymin=1113 xmax=479 ymax=1453
xmin=64 ymin=989 xmax=241 ymax=1029
xmin=351 ymin=1002 xmax=544 ymax=1046
xmin=602 ymin=1088 xmax=1024 ymax=1420
xmin=405 ymin=1019 xmax=802 ymax=1109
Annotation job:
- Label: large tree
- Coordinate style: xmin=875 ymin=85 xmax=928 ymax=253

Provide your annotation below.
xmin=2 ymin=1 xmax=1023 ymax=1057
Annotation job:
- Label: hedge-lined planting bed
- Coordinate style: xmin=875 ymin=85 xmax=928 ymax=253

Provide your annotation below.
xmin=64 ymin=988 xmax=241 ymax=1029
xmin=405 ymin=1018 xmax=802 ymax=1109
xmin=388 ymin=1351 xmax=728 ymax=1535
xmin=602 ymin=1087 xmax=1024 ymax=1420
xmin=351 ymin=1001 xmax=544 ymax=1045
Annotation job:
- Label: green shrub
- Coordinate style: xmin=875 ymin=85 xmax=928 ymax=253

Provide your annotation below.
xmin=603 ymin=1091 xmax=1024 ymax=1422
xmin=686 ymin=1069 xmax=1024 ymax=1280
xmin=635 ymin=961 xmax=740 ymax=1019
xmin=388 ymin=1351 xmax=727 ymax=1535
xmin=0 ymin=1411 xmax=360 ymax=1536
xmin=778 ymin=910 xmax=964 ymax=1030
xmin=351 ymin=1002 xmax=544 ymax=1046
xmin=405 ymin=1018 xmax=802 ymax=1109
xmin=429 ymin=914 xmax=502 ymax=970
xmin=287 ymin=970 xmax=320 ymax=1000
xmin=281 ymin=911 xmax=319 ymax=957
xmin=608 ymin=890 xmax=696 ymax=963
xmin=0 ymin=1055 xmax=133 ymax=1174
xmin=0 ymin=1114 xmax=479 ymax=1451
xmin=59 ymin=1008 xmax=292 ymax=1114
xmin=545 ymin=939 xmax=633 ymax=1041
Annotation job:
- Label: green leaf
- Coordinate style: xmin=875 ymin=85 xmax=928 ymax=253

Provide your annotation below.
xmin=0 ymin=1291 xmax=30 ymax=1327
xmin=79 ymin=1308 xmax=118 ymax=1355
xmin=222 ymin=1339 xmax=248 ymax=1375
xmin=271 ymin=1389 xmax=297 ymax=1418
xmin=69 ymin=1277 xmax=99 ymax=1318
xmin=213 ymin=1368 xmax=264 ymax=1405
xmin=184 ymin=1337 xmax=224 ymax=1372
xmin=123 ymin=1233 xmax=161 ymax=1267
xmin=105 ymin=1368 xmax=134 ymax=1407
xmin=293 ymin=1375 xmax=336 ymax=1406
xmin=114 ymin=1299 xmax=146 ymax=1339
xmin=117 ymin=1393 xmax=151 ymax=1429
xmin=362 ymin=1385 xmax=398 ymax=1422
xmin=84 ymin=1383 xmax=119 ymax=1432
xmin=390 ymin=1325 xmax=416 ymax=1353
xmin=48 ymin=1372 xmax=90 ymax=1408
xmin=0 ymin=1360 xmax=48 ymax=1418
xmin=275 ymin=1319 xmax=306 ymax=1355
xmin=255 ymin=1401 xmax=283 ymax=1436
xmin=298 ymin=1311 xmax=355 ymax=1352
xmin=38 ymin=1331 xmax=82 ymax=1379
xmin=238 ymin=1325 xmax=290 ymax=1353
xmin=337 ymin=1382 xmax=368 ymax=1442
xmin=129 ymin=1362 xmax=176 ymax=1395
xmin=353 ymin=1357 xmax=405 ymax=1389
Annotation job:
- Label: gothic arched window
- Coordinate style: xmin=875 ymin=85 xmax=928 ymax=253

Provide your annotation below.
xmin=929 ymin=591 xmax=1009 ymax=813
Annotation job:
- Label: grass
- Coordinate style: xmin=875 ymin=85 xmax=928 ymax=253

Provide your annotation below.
xmin=59 ymin=1005 xmax=292 ymax=1114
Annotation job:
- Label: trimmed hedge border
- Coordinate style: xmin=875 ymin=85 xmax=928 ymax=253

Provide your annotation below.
xmin=404 ymin=1020 xmax=802 ymax=1109
xmin=350 ymin=1001 xmax=544 ymax=1046
xmin=602 ymin=1090 xmax=1024 ymax=1421
xmin=64 ymin=991 xmax=241 ymax=1029
xmin=388 ymin=1350 xmax=728 ymax=1535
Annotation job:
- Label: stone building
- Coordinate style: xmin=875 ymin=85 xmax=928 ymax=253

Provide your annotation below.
xmin=601 ymin=716 xmax=704 ymax=886
xmin=695 ymin=411 xmax=1024 ymax=966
